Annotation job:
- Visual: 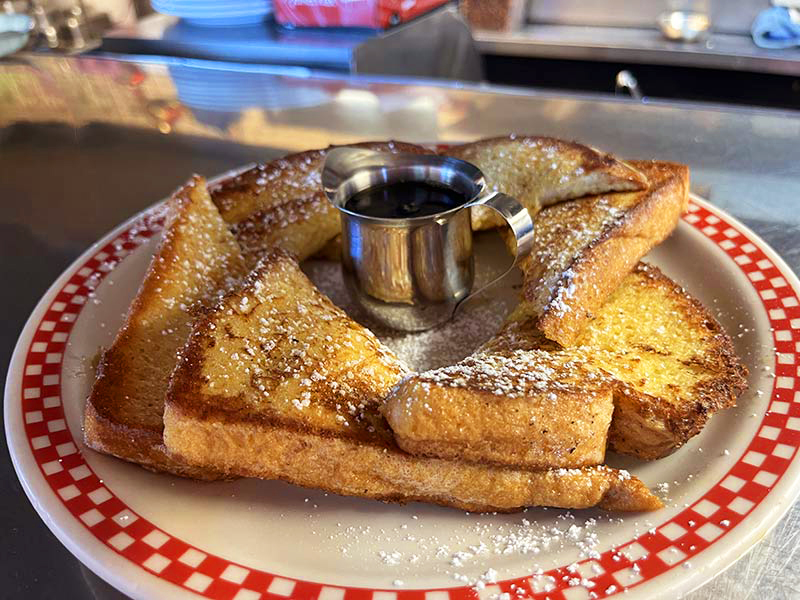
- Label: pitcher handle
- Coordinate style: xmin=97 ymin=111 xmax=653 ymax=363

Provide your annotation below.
xmin=453 ymin=192 xmax=534 ymax=316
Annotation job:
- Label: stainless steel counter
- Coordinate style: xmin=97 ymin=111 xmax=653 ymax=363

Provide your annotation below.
xmin=1 ymin=54 xmax=799 ymax=599
xmin=474 ymin=25 xmax=800 ymax=76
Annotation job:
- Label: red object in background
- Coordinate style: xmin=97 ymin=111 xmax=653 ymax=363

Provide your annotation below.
xmin=274 ymin=0 xmax=450 ymax=29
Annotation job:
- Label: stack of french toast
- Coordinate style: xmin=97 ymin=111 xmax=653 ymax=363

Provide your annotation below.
xmin=84 ymin=137 xmax=748 ymax=512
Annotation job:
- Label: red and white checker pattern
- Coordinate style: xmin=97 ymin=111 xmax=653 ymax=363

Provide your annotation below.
xmin=18 ymin=199 xmax=800 ymax=599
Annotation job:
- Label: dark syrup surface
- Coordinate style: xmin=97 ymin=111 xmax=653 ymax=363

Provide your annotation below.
xmin=344 ymin=181 xmax=466 ymax=219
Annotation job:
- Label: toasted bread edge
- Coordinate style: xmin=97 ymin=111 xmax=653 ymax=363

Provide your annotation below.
xmin=536 ymin=162 xmax=690 ymax=346
xmin=83 ymin=175 xmax=244 ymax=480
xmin=163 ymin=404 xmax=662 ymax=512
xmin=606 ymin=263 xmax=749 ymax=459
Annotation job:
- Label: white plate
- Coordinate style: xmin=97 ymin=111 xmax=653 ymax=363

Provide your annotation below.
xmin=6 ymin=174 xmax=800 ymax=600
xmin=168 ymin=67 xmax=331 ymax=111
xmin=151 ymin=0 xmax=273 ymax=26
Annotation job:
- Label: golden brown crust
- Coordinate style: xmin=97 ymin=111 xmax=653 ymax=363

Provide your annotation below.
xmin=231 ymin=193 xmax=340 ymax=265
xmin=443 ymin=135 xmax=649 ymax=231
xmin=384 ymin=352 xmax=615 ymax=470
xmin=447 ymin=135 xmax=647 ymax=187
xmin=166 ymin=248 xmax=408 ymax=447
xmin=524 ymin=160 xmax=689 ymax=347
xmin=83 ymin=176 xmax=247 ymax=478
xmin=211 ymin=148 xmax=326 ymax=224
xmin=600 ymin=263 xmax=749 ymax=458
xmin=84 ymin=401 xmax=221 ymax=479
xmin=163 ymin=403 xmax=661 ymax=512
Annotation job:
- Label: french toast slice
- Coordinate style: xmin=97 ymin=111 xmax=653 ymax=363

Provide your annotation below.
xmin=384 ymin=352 xmax=614 ymax=469
xmin=576 ymin=263 xmax=748 ymax=458
xmin=164 ymin=249 xmax=661 ymax=511
xmin=485 ymin=263 xmax=748 ymax=459
xmin=516 ymin=160 xmax=689 ymax=347
xmin=84 ymin=176 xmax=247 ymax=478
xmin=442 ymin=136 xmax=649 ymax=231
xmin=211 ymin=141 xmax=433 ymax=266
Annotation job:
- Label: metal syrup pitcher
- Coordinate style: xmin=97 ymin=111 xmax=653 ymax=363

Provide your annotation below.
xmin=322 ymin=147 xmax=534 ymax=332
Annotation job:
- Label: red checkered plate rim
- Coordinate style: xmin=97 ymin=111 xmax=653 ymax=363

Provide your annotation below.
xmin=5 ymin=183 xmax=800 ymax=600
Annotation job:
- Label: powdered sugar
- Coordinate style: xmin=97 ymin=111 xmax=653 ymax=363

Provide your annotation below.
xmin=320 ymin=507 xmax=616 ymax=594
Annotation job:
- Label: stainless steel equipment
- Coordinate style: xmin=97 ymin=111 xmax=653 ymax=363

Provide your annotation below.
xmin=321 ymin=148 xmax=534 ymax=331
xmin=615 ymin=69 xmax=644 ymax=99
xmin=11 ymin=0 xmax=111 ymax=53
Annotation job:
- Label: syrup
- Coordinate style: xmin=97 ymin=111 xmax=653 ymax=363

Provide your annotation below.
xmin=344 ymin=181 xmax=466 ymax=219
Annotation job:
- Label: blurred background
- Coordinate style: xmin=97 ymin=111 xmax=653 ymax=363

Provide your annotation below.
xmin=1 ymin=0 xmax=799 ymax=109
